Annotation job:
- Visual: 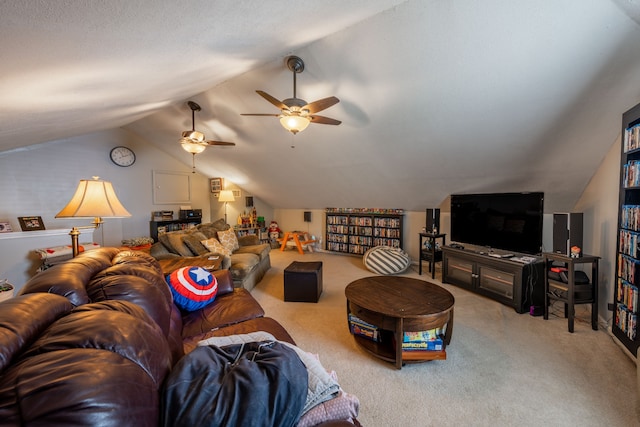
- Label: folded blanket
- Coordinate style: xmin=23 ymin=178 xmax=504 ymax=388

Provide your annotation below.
xmin=198 ymin=332 xmax=341 ymax=414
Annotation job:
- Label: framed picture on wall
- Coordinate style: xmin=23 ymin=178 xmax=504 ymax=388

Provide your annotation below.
xmin=18 ymin=216 xmax=45 ymax=231
xmin=210 ymin=178 xmax=223 ymax=196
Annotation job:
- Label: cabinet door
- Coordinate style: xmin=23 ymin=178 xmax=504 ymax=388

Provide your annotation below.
xmin=478 ymin=266 xmax=515 ymax=299
xmin=444 ymin=255 xmax=474 ymax=290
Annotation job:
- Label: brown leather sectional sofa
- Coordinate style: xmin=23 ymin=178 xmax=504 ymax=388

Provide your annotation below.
xmin=0 ymin=248 xmax=357 ymax=426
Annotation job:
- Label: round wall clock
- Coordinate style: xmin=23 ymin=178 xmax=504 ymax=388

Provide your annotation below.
xmin=110 ymin=146 xmax=136 ymax=167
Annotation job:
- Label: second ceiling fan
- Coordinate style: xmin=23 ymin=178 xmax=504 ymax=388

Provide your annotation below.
xmin=180 ymin=101 xmax=235 ymax=172
xmin=242 ymin=55 xmax=341 ymax=134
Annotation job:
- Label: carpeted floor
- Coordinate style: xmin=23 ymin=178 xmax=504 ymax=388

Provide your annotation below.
xmin=251 ymin=249 xmax=638 ymax=427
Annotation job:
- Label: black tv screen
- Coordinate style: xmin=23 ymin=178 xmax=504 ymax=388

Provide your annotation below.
xmin=450 ymin=192 xmax=544 ymax=255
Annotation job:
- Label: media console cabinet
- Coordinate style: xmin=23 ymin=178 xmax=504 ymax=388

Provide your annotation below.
xmin=442 ymin=246 xmax=544 ymax=313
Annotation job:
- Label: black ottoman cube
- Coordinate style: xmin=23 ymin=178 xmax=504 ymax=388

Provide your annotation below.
xmin=284 ymin=261 xmax=323 ymax=302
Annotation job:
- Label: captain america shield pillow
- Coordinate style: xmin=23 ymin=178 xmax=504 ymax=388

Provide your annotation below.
xmin=166 ymin=266 xmax=218 ymax=311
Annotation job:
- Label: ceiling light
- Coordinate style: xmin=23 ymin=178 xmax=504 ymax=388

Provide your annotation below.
xmin=279 ymin=114 xmax=310 ymax=134
xmin=180 ymin=138 xmax=207 ymax=154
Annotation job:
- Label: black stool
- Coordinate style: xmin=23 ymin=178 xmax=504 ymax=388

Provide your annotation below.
xmin=284 ymin=261 xmax=323 ymax=302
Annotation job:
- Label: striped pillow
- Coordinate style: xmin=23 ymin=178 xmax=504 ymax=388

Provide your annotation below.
xmin=363 ymin=246 xmax=411 ymax=275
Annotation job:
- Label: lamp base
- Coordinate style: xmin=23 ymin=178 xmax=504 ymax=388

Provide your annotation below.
xmin=69 ymin=227 xmax=81 ymax=257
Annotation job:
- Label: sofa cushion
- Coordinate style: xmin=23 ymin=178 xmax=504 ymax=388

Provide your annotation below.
xmin=229 ymin=253 xmax=260 ymax=281
xmin=182 ymin=231 xmax=210 ymax=256
xmin=166 ymin=267 xmax=218 ymax=312
xmin=197 ymin=219 xmax=229 ymax=239
xmin=180 ymin=288 xmax=265 ymax=338
xmin=234 ymin=243 xmax=270 ymax=262
xmin=217 ymin=228 xmax=239 ymax=252
xmin=158 ymin=230 xmax=194 ymax=257
xmin=201 ymin=237 xmax=232 ymax=257
xmin=182 ymin=317 xmax=296 ymax=354
xmin=150 ymin=241 xmax=173 ymax=258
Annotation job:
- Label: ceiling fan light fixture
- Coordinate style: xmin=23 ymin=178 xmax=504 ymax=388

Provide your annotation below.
xmin=180 ymin=139 xmax=207 ymax=154
xmin=181 ymin=130 xmax=205 ymax=142
xmin=280 ymin=114 xmax=310 ymax=134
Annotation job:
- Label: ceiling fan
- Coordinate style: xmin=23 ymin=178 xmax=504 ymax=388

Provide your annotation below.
xmin=242 ymin=55 xmax=341 ymax=134
xmin=180 ymin=101 xmax=235 ymax=172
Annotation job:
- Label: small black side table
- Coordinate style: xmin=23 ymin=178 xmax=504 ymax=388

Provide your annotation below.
xmin=419 ymin=232 xmax=446 ymax=279
xmin=542 ymin=252 xmax=599 ymax=333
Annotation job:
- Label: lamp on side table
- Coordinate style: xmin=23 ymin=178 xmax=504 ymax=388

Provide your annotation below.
xmin=55 ymin=177 xmax=131 ymax=257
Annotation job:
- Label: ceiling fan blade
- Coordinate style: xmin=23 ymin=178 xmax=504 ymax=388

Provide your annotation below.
xmin=206 ymin=141 xmax=236 ymax=146
xmin=241 ymin=113 xmax=280 ymax=117
xmin=310 ymin=115 xmax=341 ymax=125
xmin=256 ymin=90 xmax=287 ymax=110
xmin=304 ymin=96 xmax=340 ymax=114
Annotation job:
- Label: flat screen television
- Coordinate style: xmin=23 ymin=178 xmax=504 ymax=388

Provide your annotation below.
xmin=450 ymin=192 xmax=544 ymax=255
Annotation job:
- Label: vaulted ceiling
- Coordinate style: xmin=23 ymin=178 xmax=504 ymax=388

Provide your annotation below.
xmin=2 ymin=0 xmax=640 ymax=212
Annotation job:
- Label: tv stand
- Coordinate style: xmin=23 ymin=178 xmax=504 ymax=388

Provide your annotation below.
xmin=442 ymin=246 xmax=544 ymax=313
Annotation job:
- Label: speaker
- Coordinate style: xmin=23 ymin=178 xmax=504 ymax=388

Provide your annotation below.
xmin=553 ymin=213 xmax=583 ymax=256
xmin=304 ymin=211 xmax=311 ymax=222
xmin=426 ymin=208 xmax=440 ymax=233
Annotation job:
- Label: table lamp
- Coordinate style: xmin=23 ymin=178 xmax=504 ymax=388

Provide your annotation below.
xmin=218 ymin=190 xmax=235 ymax=224
xmin=55 ymin=177 xmax=131 ymax=257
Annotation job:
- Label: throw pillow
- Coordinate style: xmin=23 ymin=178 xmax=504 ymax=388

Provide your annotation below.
xmin=166 ymin=266 xmax=218 ymax=312
xmin=159 ymin=230 xmax=193 ymax=257
xmin=217 ymin=228 xmax=239 ymax=252
xmin=183 ymin=231 xmax=210 ymax=255
xmin=197 ymin=219 xmax=230 ymax=239
xmin=201 ymin=237 xmax=232 ymax=257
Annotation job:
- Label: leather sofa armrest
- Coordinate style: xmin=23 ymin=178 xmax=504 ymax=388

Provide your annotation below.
xmin=212 ymin=269 xmax=234 ymax=295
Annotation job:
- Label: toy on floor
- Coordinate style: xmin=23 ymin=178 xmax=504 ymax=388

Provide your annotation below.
xmin=268 ymin=221 xmax=281 ymax=241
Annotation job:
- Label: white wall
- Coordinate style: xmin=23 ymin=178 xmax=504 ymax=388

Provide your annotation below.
xmin=574 ymin=134 xmax=621 ymax=324
xmin=0 ymin=128 xmax=213 ymax=291
xmin=210 ymin=183 xmax=274 ymax=228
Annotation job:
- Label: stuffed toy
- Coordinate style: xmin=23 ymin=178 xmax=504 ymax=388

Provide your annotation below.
xmin=268 ymin=221 xmax=281 ymax=240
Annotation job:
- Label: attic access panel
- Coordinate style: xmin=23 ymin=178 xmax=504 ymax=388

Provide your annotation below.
xmin=153 ymin=170 xmax=191 ymax=204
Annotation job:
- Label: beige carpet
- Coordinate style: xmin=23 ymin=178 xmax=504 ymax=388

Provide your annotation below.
xmin=251 ymin=249 xmax=637 ymax=427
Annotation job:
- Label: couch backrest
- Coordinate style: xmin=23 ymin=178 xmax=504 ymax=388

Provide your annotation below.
xmin=19 ymin=248 xmax=185 ymax=362
xmin=0 ymin=294 xmax=172 ymax=426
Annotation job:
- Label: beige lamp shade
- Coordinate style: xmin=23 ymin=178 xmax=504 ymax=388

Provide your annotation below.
xmin=218 ymin=190 xmax=235 ymax=202
xmin=55 ymin=178 xmax=131 ymax=218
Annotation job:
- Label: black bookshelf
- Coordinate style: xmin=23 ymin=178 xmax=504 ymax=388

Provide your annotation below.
xmin=613 ymin=101 xmax=640 ymax=357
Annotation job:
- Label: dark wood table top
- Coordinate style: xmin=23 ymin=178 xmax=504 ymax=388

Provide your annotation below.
xmin=345 ymin=276 xmax=454 ymax=319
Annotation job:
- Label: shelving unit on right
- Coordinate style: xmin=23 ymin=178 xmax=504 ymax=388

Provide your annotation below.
xmin=614 ymin=101 xmax=640 ymax=357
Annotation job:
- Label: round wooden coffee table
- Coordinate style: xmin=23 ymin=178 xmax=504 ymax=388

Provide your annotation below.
xmin=345 ymin=276 xmax=454 ymax=369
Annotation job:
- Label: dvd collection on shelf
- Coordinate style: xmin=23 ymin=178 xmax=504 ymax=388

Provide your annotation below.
xmin=326 ymin=208 xmax=404 ymax=214
xmin=620 ymin=205 xmax=640 ymax=231
xmin=622 ymin=161 xmax=640 ymax=188
xmin=326 ymin=208 xmax=404 ymax=255
xmin=623 ymin=123 xmax=640 ymax=153
xmin=619 ymin=229 xmax=640 ymax=258
xmin=616 ymin=253 xmax=639 ymax=340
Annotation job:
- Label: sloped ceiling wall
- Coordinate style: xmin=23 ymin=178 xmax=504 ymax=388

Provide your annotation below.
xmin=3 ymin=1 xmax=640 ymax=212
